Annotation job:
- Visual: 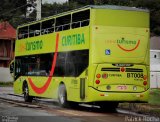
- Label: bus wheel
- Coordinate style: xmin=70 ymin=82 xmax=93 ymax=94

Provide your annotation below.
xmin=58 ymin=84 xmax=68 ymax=108
xmin=99 ymin=102 xmax=118 ymax=112
xmin=23 ymin=83 xmax=33 ymax=102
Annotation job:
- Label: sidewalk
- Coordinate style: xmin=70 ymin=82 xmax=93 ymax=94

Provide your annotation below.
xmin=119 ymin=89 xmax=160 ymax=117
xmin=0 ymin=67 xmax=13 ymax=82
xmin=0 ymin=86 xmax=14 ymax=94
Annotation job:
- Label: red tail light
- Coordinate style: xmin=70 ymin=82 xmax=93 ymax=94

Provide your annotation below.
xmin=120 ymin=67 xmax=125 ymax=72
xmin=96 ymin=74 xmax=101 ymax=78
xmin=143 ymin=81 xmax=147 ymax=86
xmin=143 ymin=75 xmax=147 ymax=80
xmin=95 ymin=80 xmax=100 ymax=84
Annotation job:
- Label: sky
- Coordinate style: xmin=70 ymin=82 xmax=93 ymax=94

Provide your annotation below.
xmin=42 ymin=0 xmax=68 ymax=4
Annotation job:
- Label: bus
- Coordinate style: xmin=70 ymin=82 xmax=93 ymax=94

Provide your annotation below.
xmin=11 ymin=5 xmax=150 ymax=110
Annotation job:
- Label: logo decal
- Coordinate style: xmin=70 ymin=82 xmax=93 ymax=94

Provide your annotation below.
xmin=62 ymin=33 xmax=85 ymax=46
xmin=28 ymin=33 xmax=59 ymax=94
xmin=117 ymin=40 xmax=140 ymax=52
xmin=26 ymin=40 xmax=43 ymax=51
xmin=18 ymin=43 xmax=26 ymax=52
xmin=105 ymin=38 xmax=140 ymax=52
xmin=105 ymin=49 xmax=111 ymax=55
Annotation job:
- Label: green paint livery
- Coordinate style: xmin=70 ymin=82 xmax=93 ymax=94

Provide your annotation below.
xmin=26 ymin=40 xmax=43 ymax=51
xmin=62 ymin=33 xmax=85 ymax=46
xmin=117 ymin=38 xmax=136 ymax=45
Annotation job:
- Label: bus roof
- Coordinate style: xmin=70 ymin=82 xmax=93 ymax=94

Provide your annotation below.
xmin=18 ymin=5 xmax=149 ymax=27
xmin=88 ymin=5 xmax=149 ymax=12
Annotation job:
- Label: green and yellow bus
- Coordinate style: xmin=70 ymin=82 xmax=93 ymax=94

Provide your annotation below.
xmin=11 ymin=5 xmax=150 ymax=110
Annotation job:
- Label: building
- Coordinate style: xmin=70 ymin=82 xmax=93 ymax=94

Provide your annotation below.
xmin=0 ymin=21 xmax=16 ymax=67
xmin=151 ymin=36 xmax=160 ymax=50
xmin=150 ymin=36 xmax=160 ymax=88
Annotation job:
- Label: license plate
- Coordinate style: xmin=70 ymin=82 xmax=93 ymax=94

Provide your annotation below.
xmin=117 ymin=85 xmax=127 ymax=90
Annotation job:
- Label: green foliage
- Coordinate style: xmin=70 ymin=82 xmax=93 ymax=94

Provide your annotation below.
xmin=149 ymin=89 xmax=160 ymax=105
xmin=0 ymin=0 xmax=160 ymax=35
xmin=0 ymin=0 xmax=27 ymax=28
xmin=42 ymin=2 xmax=81 ymax=18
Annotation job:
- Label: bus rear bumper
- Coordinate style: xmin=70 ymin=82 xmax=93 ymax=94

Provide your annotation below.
xmin=87 ymin=87 xmax=149 ymax=103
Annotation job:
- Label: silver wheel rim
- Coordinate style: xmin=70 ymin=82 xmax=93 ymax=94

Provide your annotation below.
xmin=24 ymin=86 xmax=29 ymax=98
xmin=59 ymin=90 xmax=65 ymax=104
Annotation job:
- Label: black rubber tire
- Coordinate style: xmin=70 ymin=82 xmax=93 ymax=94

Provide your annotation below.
xmin=98 ymin=102 xmax=118 ymax=112
xmin=68 ymin=102 xmax=79 ymax=109
xmin=23 ymin=83 xmax=33 ymax=102
xmin=58 ymin=84 xmax=69 ymax=108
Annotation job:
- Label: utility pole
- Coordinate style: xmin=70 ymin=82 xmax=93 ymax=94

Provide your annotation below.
xmin=36 ymin=0 xmax=41 ymax=20
xmin=26 ymin=0 xmax=41 ymax=20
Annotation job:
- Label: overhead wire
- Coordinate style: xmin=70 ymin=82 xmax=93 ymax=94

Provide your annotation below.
xmin=0 ymin=4 xmax=29 ymax=16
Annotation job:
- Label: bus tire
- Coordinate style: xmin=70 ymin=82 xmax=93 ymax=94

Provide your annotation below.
xmin=58 ymin=84 xmax=69 ymax=108
xmin=68 ymin=101 xmax=79 ymax=109
xmin=23 ymin=82 xmax=33 ymax=102
xmin=99 ymin=102 xmax=118 ymax=112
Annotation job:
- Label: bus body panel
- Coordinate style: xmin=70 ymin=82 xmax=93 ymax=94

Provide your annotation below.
xmin=15 ymin=27 xmax=90 ymax=56
xmin=86 ymin=8 xmax=149 ymax=103
xmin=87 ymin=87 xmax=149 ymax=102
xmin=91 ymin=9 xmax=149 ymax=28
xmin=14 ymin=27 xmax=90 ymax=101
xmin=94 ymin=64 xmax=149 ymax=92
xmin=91 ymin=26 xmax=149 ymax=64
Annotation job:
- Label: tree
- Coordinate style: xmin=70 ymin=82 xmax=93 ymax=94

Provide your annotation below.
xmin=93 ymin=0 xmax=160 ymax=36
xmin=1 ymin=0 xmax=160 ymax=36
xmin=0 ymin=0 xmax=27 ymax=27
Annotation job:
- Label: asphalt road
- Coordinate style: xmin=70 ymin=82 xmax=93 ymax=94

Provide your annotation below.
xmin=0 ymin=100 xmax=83 ymax=122
xmin=2 ymin=87 xmax=159 ymax=122
xmin=0 ymin=99 xmax=128 ymax=122
xmin=0 ymin=87 xmax=128 ymax=122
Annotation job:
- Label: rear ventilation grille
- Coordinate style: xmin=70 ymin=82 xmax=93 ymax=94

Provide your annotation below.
xmin=101 ymin=68 xmax=143 ymax=72
xmin=101 ymin=68 xmax=120 ymax=72
xmin=126 ymin=68 xmax=143 ymax=72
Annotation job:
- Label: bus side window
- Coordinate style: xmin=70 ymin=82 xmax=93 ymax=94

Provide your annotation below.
xmin=42 ymin=19 xmax=55 ymax=35
xmin=29 ymin=23 xmax=40 ymax=37
xmin=55 ymin=14 xmax=71 ymax=32
xmin=18 ymin=26 xmax=28 ymax=39
xmin=72 ymin=9 xmax=90 ymax=29
xmin=15 ymin=59 xmax=22 ymax=79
